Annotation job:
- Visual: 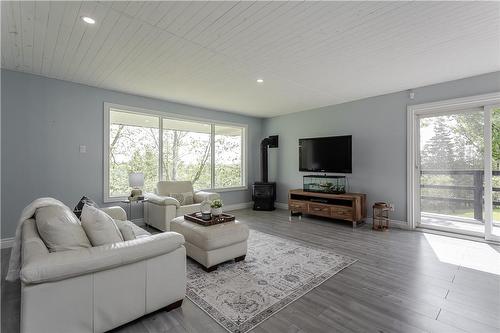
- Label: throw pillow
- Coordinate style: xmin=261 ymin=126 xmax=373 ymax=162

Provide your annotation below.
xmin=116 ymin=219 xmax=152 ymax=240
xmin=80 ymin=204 xmax=124 ymax=246
xmin=170 ymin=192 xmax=194 ymax=205
xmin=73 ymin=196 xmax=98 ymax=219
xmin=114 ymin=220 xmax=136 ymax=241
xmin=35 ymin=205 xmax=92 ymax=252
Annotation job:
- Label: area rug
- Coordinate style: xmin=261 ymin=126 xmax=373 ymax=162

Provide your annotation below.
xmin=186 ymin=230 xmax=356 ymax=333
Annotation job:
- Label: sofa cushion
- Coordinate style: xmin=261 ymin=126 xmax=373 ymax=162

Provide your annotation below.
xmin=170 ymin=192 xmax=194 ymax=205
xmin=81 ymin=205 xmax=124 ymax=246
xmin=35 ymin=206 xmax=92 ymax=252
xmin=114 ymin=220 xmax=152 ymax=241
xmin=22 ymin=219 xmax=50 ymax=264
xmin=116 ymin=222 xmax=135 ymax=241
xmin=157 ymin=181 xmax=193 ymax=196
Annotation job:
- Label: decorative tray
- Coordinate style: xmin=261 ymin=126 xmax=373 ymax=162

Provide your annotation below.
xmin=184 ymin=212 xmax=235 ymax=226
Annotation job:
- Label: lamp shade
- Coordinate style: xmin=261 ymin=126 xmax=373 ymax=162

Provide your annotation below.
xmin=129 ymin=172 xmax=144 ymax=188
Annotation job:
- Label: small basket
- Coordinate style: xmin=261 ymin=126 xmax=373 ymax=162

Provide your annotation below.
xmin=372 ymin=202 xmax=390 ymax=231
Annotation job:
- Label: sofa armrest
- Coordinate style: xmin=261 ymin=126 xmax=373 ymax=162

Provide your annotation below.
xmin=146 ymin=193 xmax=180 ymax=207
xmin=194 ymin=191 xmax=220 ymax=203
xmin=100 ymin=206 xmax=127 ymax=221
xmin=20 ymin=232 xmax=185 ymax=284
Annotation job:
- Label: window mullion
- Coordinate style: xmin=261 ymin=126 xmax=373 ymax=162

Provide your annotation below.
xmin=159 ymin=117 xmax=163 ymax=182
xmin=211 ymin=124 xmax=215 ymax=189
xmin=484 ymin=106 xmax=493 ymax=239
xmin=241 ymin=128 xmax=245 ymax=187
xmin=104 ymin=106 xmax=111 ymax=202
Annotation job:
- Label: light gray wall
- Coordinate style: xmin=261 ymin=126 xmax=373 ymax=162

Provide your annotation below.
xmin=1 ymin=70 xmax=263 ymax=239
xmin=263 ymin=71 xmax=500 ymax=222
xmin=3 ymin=69 xmax=499 ymax=238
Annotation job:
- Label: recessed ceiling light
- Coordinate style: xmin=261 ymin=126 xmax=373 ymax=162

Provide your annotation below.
xmin=82 ymin=16 xmax=96 ymax=24
xmin=256 ymin=79 xmax=264 ymax=83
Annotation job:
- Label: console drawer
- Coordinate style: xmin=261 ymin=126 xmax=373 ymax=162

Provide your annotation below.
xmin=289 ymin=200 xmax=307 ymax=211
xmin=331 ymin=206 xmax=353 ymax=220
xmin=308 ymin=203 xmax=331 ymax=216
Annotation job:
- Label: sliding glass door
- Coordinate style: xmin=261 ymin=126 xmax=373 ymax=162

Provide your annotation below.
xmin=409 ymin=94 xmax=500 ymax=241
xmin=418 ymin=109 xmax=486 ymax=235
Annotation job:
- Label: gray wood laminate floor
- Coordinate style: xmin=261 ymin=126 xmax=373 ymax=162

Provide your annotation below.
xmin=2 ymin=208 xmax=500 ymax=332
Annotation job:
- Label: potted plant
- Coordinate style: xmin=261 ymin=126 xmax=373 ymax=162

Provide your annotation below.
xmin=211 ymin=199 xmax=223 ymax=216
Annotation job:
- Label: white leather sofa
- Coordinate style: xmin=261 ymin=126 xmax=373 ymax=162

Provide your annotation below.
xmin=20 ymin=206 xmax=187 ymax=333
xmin=144 ymin=181 xmax=220 ymax=231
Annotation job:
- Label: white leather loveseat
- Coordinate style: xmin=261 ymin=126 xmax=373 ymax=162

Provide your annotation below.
xmin=20 ymin=206 xmax=187 ymax=333
xmin=145 ymin=181 xmax=219 ymax=231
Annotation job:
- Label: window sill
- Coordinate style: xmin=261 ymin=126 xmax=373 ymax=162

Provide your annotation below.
xmin=203 ymin=186 xmax=248 ymax=193
xmin=104 ymin=196 xmax=128 ymax=204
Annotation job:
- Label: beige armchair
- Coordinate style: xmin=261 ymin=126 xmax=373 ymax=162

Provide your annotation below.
xmin=144 ymin=181 xmax=220 ymax=231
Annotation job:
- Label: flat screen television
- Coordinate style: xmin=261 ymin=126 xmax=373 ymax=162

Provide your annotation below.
xmin=299 ymin=135 xmax=352 ymax=173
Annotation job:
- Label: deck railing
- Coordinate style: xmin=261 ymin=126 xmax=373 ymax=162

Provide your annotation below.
xmin=420 ymin=170 xmax=500 ymax=221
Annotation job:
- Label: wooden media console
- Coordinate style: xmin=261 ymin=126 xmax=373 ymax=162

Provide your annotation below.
xmin=288 ymin=189 xmax=367 ymax=227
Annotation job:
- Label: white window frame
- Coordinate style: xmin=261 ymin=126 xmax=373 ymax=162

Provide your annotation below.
xmin=103 ymin=102 xmax=248 ymax=203
xmin=407 ymin=92 xmax=500 ymax=237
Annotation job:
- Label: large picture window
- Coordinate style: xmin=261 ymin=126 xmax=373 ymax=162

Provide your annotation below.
xmin=162 ymin=119 xmax=212 ymax=190
xmin=104 ymin=104 xmax=246 ymax=201
xmin=108 ymin=110 xmax=159 ymax=197
xmin=215 ymin=125 xmax=244 ymax=188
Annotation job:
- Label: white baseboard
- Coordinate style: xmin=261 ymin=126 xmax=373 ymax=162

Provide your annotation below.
xmin=366 ymin=217 xmax=410 ymax=230
xmin=1 ymin=237 xmax=14 ymax=249
xmin=275 ymin=202 xmax=410 ymax=230
xmin=224 ymin=202 xmax=253 ymax=211
xmin=275 ymin=202 xmax=288 ymax=210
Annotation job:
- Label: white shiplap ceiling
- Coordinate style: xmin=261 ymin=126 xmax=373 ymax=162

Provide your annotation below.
xmin=2 ymin=1 xmax=500 ymax=118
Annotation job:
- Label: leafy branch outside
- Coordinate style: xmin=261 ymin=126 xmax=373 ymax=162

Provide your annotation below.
xmin=109 ymin=123 xmax=242 ymax=197
xmin=420 ymin=109 xmax=500 ymax=221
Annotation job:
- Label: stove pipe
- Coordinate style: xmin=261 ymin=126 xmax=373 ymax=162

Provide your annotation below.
xmin=260 ymin=135 xmax=278 ymax=183
xmin=261 ymin=139 xmax=269 ymax=183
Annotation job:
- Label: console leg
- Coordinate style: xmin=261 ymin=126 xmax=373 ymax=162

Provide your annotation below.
xmin=290 ymin=210 xmax=301 ymax=221
xmin=235 ymin=255 xmax=246 ymax=262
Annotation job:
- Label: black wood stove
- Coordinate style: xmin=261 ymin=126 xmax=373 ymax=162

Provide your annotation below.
xmin=252 ymin=135 xmax=278 ymax=211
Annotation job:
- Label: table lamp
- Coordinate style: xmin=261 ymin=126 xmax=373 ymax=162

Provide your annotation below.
xmin=128 ymin=172 xmax=144 ymax=201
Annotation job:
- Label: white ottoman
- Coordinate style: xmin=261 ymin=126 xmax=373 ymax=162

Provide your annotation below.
xmin=170 ymin=216 xmax=249 ymax=271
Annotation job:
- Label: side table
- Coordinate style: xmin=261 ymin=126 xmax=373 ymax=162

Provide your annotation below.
xmin=121 ymin=198 xmax=148 ymax=221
